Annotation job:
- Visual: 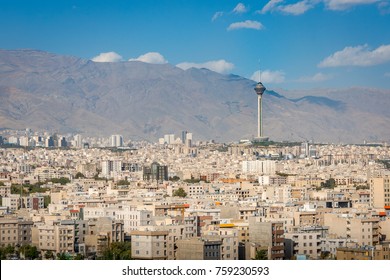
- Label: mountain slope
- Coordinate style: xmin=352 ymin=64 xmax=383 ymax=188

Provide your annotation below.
xmin=0 ymin=49 xmax=389 ymax=143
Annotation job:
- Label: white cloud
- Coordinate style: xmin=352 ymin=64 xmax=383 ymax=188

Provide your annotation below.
xmin=251 ymin=70 xmax=286 ymax=83
xmin=259 ymin=0 xmax=284 ymax=14
xmin=324 ymin=0 xmax=380 ymax=10
xmin=227 ymin=20 xmax=264 ymax=31
xmin=176 ymin=60 xmax=234 ymax=74
xmin=259 ymin=0 xmax=316 ymax=15
xmin=297 ymin=72 xmax=332 ymax=82
xmin=128 ymin=52 xmax=168 ymax=64
xmin=260 ymin=0 xmax=380 ymax=14
xmin=92 ymin=52 xmax=123 ymax=62
xmin=279 ymin=0 xmax=316 ymax=15
xmin=319 ymin=44 xmax=390 ymax=67
xmin=233 ymin=3 xmax=248 ymax=13
xmin=212 ymin=11 xmax=224 ymax=21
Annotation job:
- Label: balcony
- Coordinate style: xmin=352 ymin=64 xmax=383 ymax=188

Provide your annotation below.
xmin=274 ymin=238 xmax=284 ymax=243
xmin=273 ymin=230 xmax=284 ymax=235
xmin=272 ymin=245 xmax=284 ymax=251
xmin=271 ymin=253 xmax=284 ymax=259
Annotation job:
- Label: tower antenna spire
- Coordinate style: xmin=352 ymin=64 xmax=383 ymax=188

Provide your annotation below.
xmin=258 ymin=59 xmax=261 ymax=82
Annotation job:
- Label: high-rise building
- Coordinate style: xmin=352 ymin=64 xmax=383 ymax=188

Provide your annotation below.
xmin=45 ymin=136 xmax=54 ymax=147
xmin=163 ymin=134 xmax=175 ymax=145
xmin=101 ymin=160 xmax=122 ymax=178
xmin=74 ymin=134 xmax=83 ymax=148
xmin=59 ymin=136 xmax=67 ymax=147
xmin=301 ymin=142 xmax=309 ymax=157
xmin=181 ymin=131 xmax=187 ymax=144
xmin=110 ymin=134 xmax=123 ymax=147
xmin=19 ymin=136 xmax=29 ymax=147
xmin=143 ymin=162 xmax=168 ymax=181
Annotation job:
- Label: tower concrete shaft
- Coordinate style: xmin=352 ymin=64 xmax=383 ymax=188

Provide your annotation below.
xmin=258 ymin=94 xmax=263 ymax=138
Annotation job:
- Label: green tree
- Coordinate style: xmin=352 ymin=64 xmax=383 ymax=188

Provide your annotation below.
xmin=73 ymin=253 xmax=84 ymax=260
xmin=254 ymin=249 xmax=268 ymax=260
xmin=21 ymin=245 xmax=39 ymax=260
xmin=75 ymin=172 xmax=86 ymax=179
xmin=57 ymin=252 xmax=69 ymax=260
xmin=50 ymin=177 xmax=70 ymax=185
xmin=0 ymin=244 xmax=16 ymax=259
xmin=172 ymin=187 xmax=187 ymax=198
xmin=117 ymin=180 xmax=130 ymax=186
xmin=44 ymin=251 xmax=54 ymax=260
xmin=169 ymin=176 xmax=180 ymax=182
xmin=183 ymin=178 xmax=201 ymax=184
xmin=100 ymin=242 xmax=132 ymax=260
xmin=44 ymin=196 xmax=51 ymax=208
xmin=321 ymin=178 xmax=336 ymax=189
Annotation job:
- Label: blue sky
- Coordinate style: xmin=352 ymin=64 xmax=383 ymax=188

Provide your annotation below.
xmin=0 ymin=0 xmax=389 ymax=89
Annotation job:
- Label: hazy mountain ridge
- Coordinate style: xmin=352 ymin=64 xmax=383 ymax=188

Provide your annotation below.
xmin=0 ymin=49 xmax=389 ymax=143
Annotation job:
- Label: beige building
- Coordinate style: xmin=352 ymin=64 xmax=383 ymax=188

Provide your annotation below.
xmin=164 ymin=217 xmax=197 ymax=260
xmin=219 ymin=227 xmax=239 ymax=260
xmin=248 ymin=218 xmax=284 ymax=260
xmin=37 ymin=221 xmax=75 ymax=256
xmin=131 ymin=229 xmax=168 ymax=260
xmin=336 ymin=243 xmax=390 ymax=260
xmin=370 ymin=176 xmax=390 ymax=209
xmin=176 ymin=237 xmax=222 ymax=260
xmin=84 ymin=217 xmax=124 ymax=257
xmin=0 ymin=217 xmax=33 ymax=247
xmin=284 ymin=226 xmax=328 ymax=259
xmin=0 ymin=184 xmax=11 ymax=197
xmin=324 ymin=214 xmax=380 ymax=246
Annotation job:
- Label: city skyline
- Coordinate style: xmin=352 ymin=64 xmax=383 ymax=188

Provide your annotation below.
xmin=0 ymin=0 xmax=389 ymax=89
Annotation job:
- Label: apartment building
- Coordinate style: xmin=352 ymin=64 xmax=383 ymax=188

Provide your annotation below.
xmin=84 ymin=217 xmax=124 ymax=257
xmin=324 ymin=213 xmax=380 ymax=246
xmin=336 ymin=243 xmax=390 ymax=260
xmin=131 ymin=229 xmax=169 ymax=260
xmin=370 ymin=176 xmax=390 ymax=209
xmin=0 ymin=217 xmax=33 ymax=247
xmin=284 ymin=226 xmax=328 ymax=260
xmin=248 ymin=218 xmax=284 ymax=260
xmin=176 ymin=237 xmax=222 ymax=260
xmin=2 ymin=195 xmax=20 ymax=211
xmin=37 ymin=221 xmax=75 ymax=256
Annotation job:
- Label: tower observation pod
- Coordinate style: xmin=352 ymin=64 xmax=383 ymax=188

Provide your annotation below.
xmin=253 ymin=82 xmax=269 ymax=143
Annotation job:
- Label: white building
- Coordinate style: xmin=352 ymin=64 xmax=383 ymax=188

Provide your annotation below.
xmin=110 ymin=135 xmax=123 ymax=147
xmin=101 ymin=160 xmax=122 ymax=178
xmin=242 ymin=160 xmax=276 ymax=175
xmin=73 ymin=134 xmax=83 ymax=148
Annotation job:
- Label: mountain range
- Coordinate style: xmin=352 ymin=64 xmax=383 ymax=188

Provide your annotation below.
xmin=0 ymin=49 xmax=389 ymax=143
